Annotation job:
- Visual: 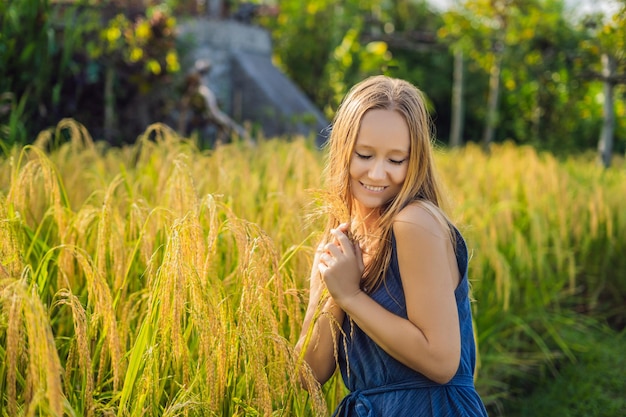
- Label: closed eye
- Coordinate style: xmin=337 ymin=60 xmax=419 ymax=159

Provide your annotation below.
xmin=389 ymin=158 xmax=406 ymax=165
xmin=355 ymin=152 xmax=372 ymax=160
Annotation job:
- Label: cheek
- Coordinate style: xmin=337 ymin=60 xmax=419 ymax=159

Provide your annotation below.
xmin=349 ymin=158 xmax=363 ymax=178
xmin=392 ymin=166 xmax=409 ymax=185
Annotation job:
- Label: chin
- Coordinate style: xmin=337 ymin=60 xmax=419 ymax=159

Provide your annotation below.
xmin=355 ymin=198 xmax=393 ymax=213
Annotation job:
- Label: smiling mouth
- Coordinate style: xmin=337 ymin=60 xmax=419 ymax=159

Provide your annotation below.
xmin=361 ymin=182 xmax=387 ymax=192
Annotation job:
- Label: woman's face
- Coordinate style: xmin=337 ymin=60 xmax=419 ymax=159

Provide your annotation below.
xmin=349 ymin=109 xmax=410 ymax=216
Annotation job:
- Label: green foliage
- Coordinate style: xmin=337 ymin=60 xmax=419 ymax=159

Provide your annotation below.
xmin=265 ymin=0 xmax=625 ymax=154
xmin=87 ymin=7 xmax=180 ymax=91
xmin=505 ymin=328 xmax=626 ymax=417
xmin=436 ymin=143 xmax=626 ymax=414
xmin=0 ymin=93 xmax=29 ymax=155
xmin=261 ymin=0 xmax=456 ymax=118
xmin=0 ymin=1 xmax=182 ymax=150
xmin=499 ymin=1 xmax=597 ymax=150
xmin=0 ymin=0 xmax=77 ymax=148
xmin=374 ymin=1 xmax=455 ymax=137
xmin=260 ymin=0 xmax=394 ymax=116
xmin=577 ymin=2 xmax=626 ymax=152
xmin=4 ymin=0 xmax=624 ymax=154
xmin=260 ymin=0 xmax=341 ymax=111
xmin=433 ymin=0 xmax=626 ymax=152
xmin=324 ymin=24 xmax=393 ymax=115
xmin=580 ymin=2 xmax=626 ymax=70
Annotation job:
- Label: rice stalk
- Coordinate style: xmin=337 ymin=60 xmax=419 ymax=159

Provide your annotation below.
xmin=3 ymin=122 xmax=625 ymax=415
xmin=95 ymin=175 xmax=127 ymax=294
xmin=0 ymin=278 xmax=64 ymax=416
xmin=0 ymin=194 xmax=23 ymax=278
xmin=3 ymin=279 xmax=22 ymax=416
xmin=60 ymin=204 xmax=101 ymax=290
xmin=157 ymin=215 xmax=198 ymax=385
xmin=70 ymin=247 xmax=124 ymax=391
xmin=52 ymin=288 xmax=94 ymax=417
xmin=164 ymin=156 xmax=200 ymax=218
xmin=33 ymin=118 xmax=96 ymax=154
xmin=119 ymin=199 xmax=208 ymax=414
xmin=7 ymin=145 xmax=69 ymax=239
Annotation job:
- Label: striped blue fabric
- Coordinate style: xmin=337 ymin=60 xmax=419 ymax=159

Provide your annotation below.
xmin=335 ymin=227 xmax=489 ymax=416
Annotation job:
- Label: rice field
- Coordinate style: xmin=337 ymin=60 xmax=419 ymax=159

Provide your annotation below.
xmin=1 ymin=119 xmax=625 ymax=416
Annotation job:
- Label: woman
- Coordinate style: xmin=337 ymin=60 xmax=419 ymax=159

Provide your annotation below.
xmin=296 ymin=75 xmax=488 ymax=416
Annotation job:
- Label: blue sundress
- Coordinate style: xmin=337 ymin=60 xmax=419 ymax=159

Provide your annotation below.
xmin=334 ymin=227 xmax=489 ymax=416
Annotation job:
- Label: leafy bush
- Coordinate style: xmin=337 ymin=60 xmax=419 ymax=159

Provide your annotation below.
xmin=0 ymin=1 xmax=182 ymax=151
xmin=0 ymin=0 xmax=77 ymax=148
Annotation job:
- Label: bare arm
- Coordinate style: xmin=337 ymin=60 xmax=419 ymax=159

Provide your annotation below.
xmin=321 ymin=206 xmax=461 ymax=384
xmin=295 ymin=245 xmax=345 ymax=388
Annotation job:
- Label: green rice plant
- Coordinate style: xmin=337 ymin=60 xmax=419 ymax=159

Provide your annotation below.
xmin=437 ymin=142 xmax=626 ymax=412
xmin=0 ymin=276 xmax=64 ymax=417
xmin=1 ymin=121 xmax=625 ymax=416
xmin=0 ymin=122 xmax=328 ymax=416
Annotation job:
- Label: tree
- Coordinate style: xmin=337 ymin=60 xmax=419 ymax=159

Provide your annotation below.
xmin=441 ymin=0 xmax=600 ymax=152
xmin=440 ymin=0 xmax=521 ymax=149
xmin=0 ymin=0 xmax=182 ymax=148
xmin=261 ymin=0 xmax=398 ymax=117
xmin=361 ymin=1 xmax=453 ymax=141
xmin=580 ymin=2 xmax=626 ymax=167
xmin=497 ymin=0 xmax=590 ymax=150
xmin=449 ymin=49 xmax=465 ymax=147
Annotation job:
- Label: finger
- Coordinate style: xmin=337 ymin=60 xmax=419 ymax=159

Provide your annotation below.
xmin=321 ymin=252 xmax=333 ymax=265
xmin=324 ymin=243 xmax=343 ymax=259
xmin=330 ymin=228 xmax=353 ymax=255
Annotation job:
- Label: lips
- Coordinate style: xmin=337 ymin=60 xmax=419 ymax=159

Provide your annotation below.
xmin=361 ymin=182 xmax=387 ymax=192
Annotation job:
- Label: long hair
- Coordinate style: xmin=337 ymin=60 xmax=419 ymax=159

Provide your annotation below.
xmin=322 ymin=75 xmax=453 ymax=292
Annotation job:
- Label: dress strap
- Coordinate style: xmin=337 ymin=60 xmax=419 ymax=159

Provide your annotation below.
xmin=331 ymin=375 xmax=475 ymax=417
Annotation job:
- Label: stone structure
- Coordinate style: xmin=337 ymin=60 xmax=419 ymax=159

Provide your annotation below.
xmin=177 ymin=18 xmax=328 ymax=146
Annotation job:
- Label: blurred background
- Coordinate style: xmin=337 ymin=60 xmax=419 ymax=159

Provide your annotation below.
xmin=1 ymin=0 xmax=625 ymax=165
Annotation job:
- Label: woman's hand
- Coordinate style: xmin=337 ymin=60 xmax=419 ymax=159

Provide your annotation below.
xmin=297 ymin=234 xmax=349 ymax=387
xmin=318 ymin=223 xmax=365 ymax=306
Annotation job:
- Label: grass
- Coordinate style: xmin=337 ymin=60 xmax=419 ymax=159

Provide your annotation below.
xmin=505 ymin=327 xmax=626 ymax=417
xmin=0 ymin=120 xmax=625 ymax=416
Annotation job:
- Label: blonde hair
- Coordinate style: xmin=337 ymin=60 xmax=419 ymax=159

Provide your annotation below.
xmin=323 ymin=75 xmax=453 ymax=292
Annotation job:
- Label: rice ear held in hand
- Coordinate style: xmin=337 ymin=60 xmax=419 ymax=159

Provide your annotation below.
xmin=309 ymin=188 xmax=355 ymax=244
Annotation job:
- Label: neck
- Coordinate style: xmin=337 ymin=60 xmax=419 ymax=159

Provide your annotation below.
xmin=352 ymin=203 xmax=380 ymax=232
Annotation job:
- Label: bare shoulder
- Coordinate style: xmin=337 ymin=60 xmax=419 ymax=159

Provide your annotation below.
xmin=393 ymin=202 xmax=449 ymax=240
xmin=392 ymin=202 xmax=460 ymax=288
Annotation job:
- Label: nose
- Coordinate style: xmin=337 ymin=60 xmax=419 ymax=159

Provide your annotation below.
xmin=368 ymin=158 xmax=386 ymax=181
